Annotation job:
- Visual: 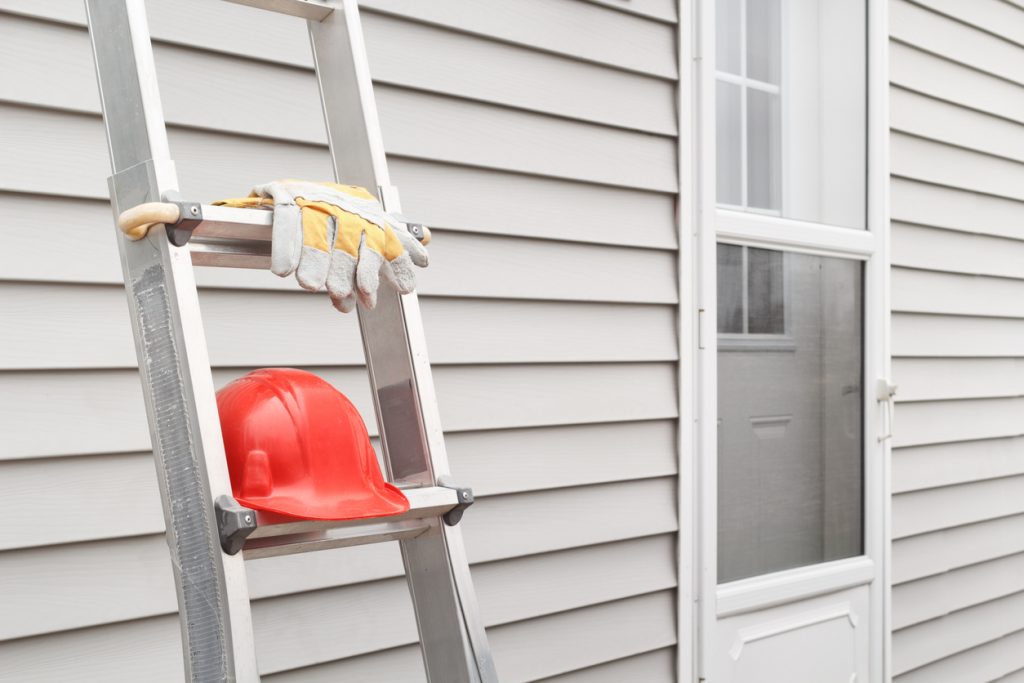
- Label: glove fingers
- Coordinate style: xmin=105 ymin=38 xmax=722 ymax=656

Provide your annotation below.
xmin=356 ymin=234 xmax=384 ymax=310
xmin=326 ymin=248 xmax=357 ymax=310
xmin=385 ymin=252 xmax=417 ymax=295
xmin=270 ymin=201 xmax=302 ymax=277
xmin=394 ymin=227 xmax=430 ymax=267
xmin=294 ymin=210 xmax=333 ymax=291
xmin=332 ymin=292 xmax=358 ymax=314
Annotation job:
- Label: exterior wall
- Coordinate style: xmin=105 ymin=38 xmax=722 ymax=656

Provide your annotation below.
xmin=0 ymin=1 xmax=680 ymax=680
xmin=888 ymin=0 xmax=1024 ymax=680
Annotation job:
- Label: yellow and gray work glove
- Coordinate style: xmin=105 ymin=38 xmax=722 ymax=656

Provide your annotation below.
xmin=216 ymin=180 xmax=429 ymax=312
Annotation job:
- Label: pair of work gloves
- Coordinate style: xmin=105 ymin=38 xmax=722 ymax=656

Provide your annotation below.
xmin=216 ymin=180 xmax=429 ymax=313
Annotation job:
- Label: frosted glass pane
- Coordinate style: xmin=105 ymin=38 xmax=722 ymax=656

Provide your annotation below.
xmin=746 ymin=89 xmax=780 ymax=211
xmin=747 ymin=248 xmax=784 ymax=334
xmin=718 ymin=251 xmax=863 ymax=583
xmin=712 ymin=0 xmax=867 ymax=229
xmin=717 ymin=244 xmax=744 ymax=334
xmin=781 ymin=0 xmax=867 ymax=228
xmin=716 ymin=0 xmax=742 ymax=75
xmin=746 ymin=0 xmax=781 ymax=84
xmin=716 ymin=81 xmax=742 ymax=206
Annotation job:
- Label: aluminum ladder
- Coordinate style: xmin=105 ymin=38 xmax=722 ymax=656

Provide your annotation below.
xmin=83 ymin=1 xmax=498 ymax=680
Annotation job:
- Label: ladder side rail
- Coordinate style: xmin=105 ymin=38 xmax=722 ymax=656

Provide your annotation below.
xmin=84 ymin=2 xmax=258 ymax=680
xmin=307 ymin=4 xmax=498 ymax=681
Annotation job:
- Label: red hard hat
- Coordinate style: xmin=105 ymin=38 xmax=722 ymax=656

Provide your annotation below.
xmin=216 ymin=368 xmax=409 ymax=521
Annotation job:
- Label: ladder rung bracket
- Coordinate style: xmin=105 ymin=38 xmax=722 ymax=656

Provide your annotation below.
xmin=241 ymin=486 xmax=459 ymax=559
xmin=222 ymin=0 xmax=333 ymax=21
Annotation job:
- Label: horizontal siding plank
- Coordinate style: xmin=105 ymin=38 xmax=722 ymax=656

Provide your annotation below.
xmin=893 ymin=313 xmax=1024 ymax=357
xmin=0 ymin=12 xmax=676 ymax=137
xmin=892 ymin=223 xmax=1024 ymax=279
xmin=264 ymin=592 xmax=677 ymax=682
xmin=890 ymin=41 xmax=1024 ymax=125
xmin=893 ymin=514 xmax=1024 ymax=584
xmin=252 ymin=545 xmax=675 ymax=675
xmin=0 ymin=0 xmax=677 ymax=77
xmin=891 ymin=132 xmax=1024 ymax=202
xmin=0 ymin=285 xmax=678 ymax=369
xmin=894 ymin=437 xmax=1024 ymax=493
xmin=890 ymin=87 xmax=1024 ymax=163
xmin=890 ymin=178 xmax=1024 ymax=241
xmin=263 ymin=635 xmax=677 ymax=682
xmin=893 ymin=397 xmax=1024 ymax=448
xmin=0 ymin=590 xmax=675 ymax=682
xmin=0 ymin=100 xmax=677 ymax=197
xmin=0 ymin=362 xmax=678 ymax=459
xmin=892 ymin=475 xmax=1024 ymax=539
xmin=0 ymin=478 xmax=675 ymax=641
xmin=892 ymin=590 xmax=1024 ymax=676
xmin=891 ymin=0 xmax=1024 ymax=86
xmin=893 ymin=358 xmax=1024 ymax=402
xmin=465 ymin=477 xmax=678 ymax=563
xmin=1 ymin=422 xmax=676 ymax=550
xmin=893 ymin=268 xmax=1024 ymax=318
xmin=447 ymin=420 xmax=678 ymax=497
xmin=581 ymin=0 xmax=678 ymax=23
xmin=535 ymin=648 xmax=675 ymax=682
xmin=904 ymin=0 xmax=1024 ymax=49
xmin=263 ymin=645 xmax=427 ymax=683
xmin=489 ymin=591 xmax=676 ymax=682
xmin=893 ymin=552 xmax=1024 ymax=629
xmin=0 ymin=615 xmax=184 ymax=683
xmin=359 ymin=0 xmax=680 ymax=79
xmin=895 ymin=628 xmax=1024 ymax=683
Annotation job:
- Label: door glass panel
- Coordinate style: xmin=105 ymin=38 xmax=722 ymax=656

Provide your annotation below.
xmin=717 ymin=248 xmax=863 ymax=583
xmin=714 ymin=0 xmax=867 ymax=228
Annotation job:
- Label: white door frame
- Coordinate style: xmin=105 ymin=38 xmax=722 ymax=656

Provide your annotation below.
xmin=675 ymin=0 xmax=892 ymax=680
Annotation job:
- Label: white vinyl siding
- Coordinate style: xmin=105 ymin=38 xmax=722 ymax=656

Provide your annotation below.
xmin=0 ymin=1 xmax=680 ymax=680
xmin=889 ymin=0 xmax=1024 ymax=680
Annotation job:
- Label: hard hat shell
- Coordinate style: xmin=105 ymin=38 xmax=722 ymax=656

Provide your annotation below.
xmin=217 ymin=368 xmax=409 ymax=521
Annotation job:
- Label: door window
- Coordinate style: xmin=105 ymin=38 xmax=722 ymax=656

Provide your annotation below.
xmin=715 ymin=0 xmax=867 ymax=229
xmin=714 ymin=0 xmax=868 ymax=584
xmin=717 ymin=250 xmax=863 ymax=582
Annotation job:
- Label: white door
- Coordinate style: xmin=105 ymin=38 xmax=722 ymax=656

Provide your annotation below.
xmin=691 ymin=0 xmax=890 ymax=681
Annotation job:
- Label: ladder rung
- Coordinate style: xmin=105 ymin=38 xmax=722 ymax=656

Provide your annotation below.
xmin=187 ymin=205 xmax=272 ymax=269
xmin=222 ymin=0 xmax=333 ymax=21
xmin=242 ymin=486 xmax=459 ymax=559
